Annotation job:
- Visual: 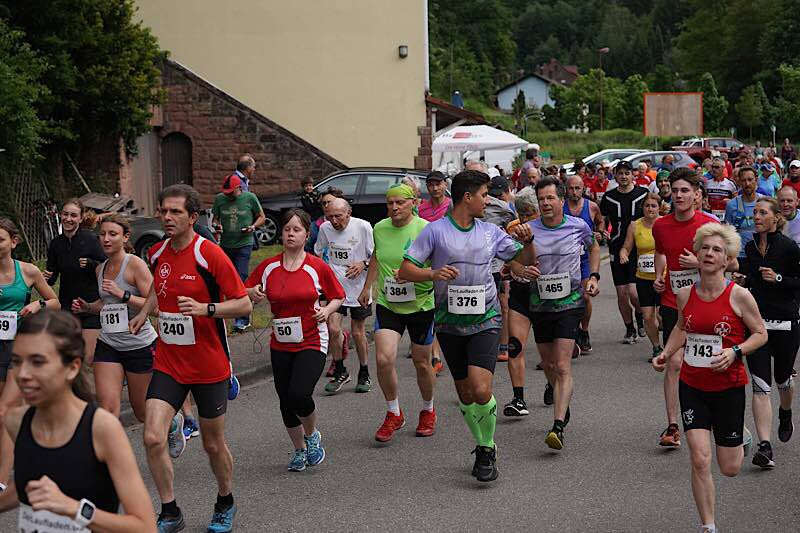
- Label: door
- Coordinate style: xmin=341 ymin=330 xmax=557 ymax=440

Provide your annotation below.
xmin=161 ymin=132 xmax=193 ymax=187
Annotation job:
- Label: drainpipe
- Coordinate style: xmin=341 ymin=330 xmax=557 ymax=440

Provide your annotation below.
xmin=423 ymin=0 xmax=430 ymax=92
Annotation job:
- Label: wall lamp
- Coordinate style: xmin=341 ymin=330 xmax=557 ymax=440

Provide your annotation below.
xmin=398 ymin=45 xmax=408 ymax=59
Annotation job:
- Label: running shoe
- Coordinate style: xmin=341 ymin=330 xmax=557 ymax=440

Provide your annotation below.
xmin=577 ymin=329 xmax=592 ymax=354
xmin=472 ymin=445 xmax=499 ymax=482
xmin=227 ymin=374 xmax=240 ymax=401
xmin=497 ymin=351 xmax=509 ymax=362
xmin=183 ymin=416 xmax=200 ymax=440
xmin=168 ymin=412 xmax=187 ymax=459
xmin=545 ymin=424 xmax=564 ymax=450
xmin=622 ymin=326 xmax=637 ymax=344
xmin=535 ymin=362 xmax=544 ymax=371
xmin=658 ymin=423 xmax=681 ymax=447
xmin=571 ymin=343 xmax=579 ymax=359
xmin=649 ymin=346 xmax=663 ymax=363
xmin=304 ymin=430 xmax=325 ymax=466
xmin=432 ymin=357 xmax=444 ymax=375
xmin=792 ymin=368 xmax=797 ymax=378
xmin=207 ymin=503 xmax=236 ymax=533
xmin=288 ymin=449 xmax=307 ymax=472
xmin=325 ymin=359 xmax=336 ymax=378
xmin=415 ymin=408 xmax=436 ymax=437
xmin=503 ymin=397 xmax=529 ymax=417
xmin=324 ymin=369 xmax=351 ymax=394
xmin=637 ymin=325 xmax=646 ymax=339
xmin=375 ymin=410 xmax=405 ymax=442
xmin=752 ymin=441 xmax=775 ymax=469
xmin=778 ymin=408 xmax=794 ymax=442
xmin=157 ymin=509 xmax=185 ymax=533
xmin=743 ymin=426 xmax=753 ymax=457
xmin=543 ymin=382 xmax=554 ymax=406
xmin=355 ymin=368 xmax=371 ymax=393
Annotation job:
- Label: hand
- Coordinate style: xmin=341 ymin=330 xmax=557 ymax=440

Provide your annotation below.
xmin=678 ymin=248 xmax=698 ymax=269
xmin=345 ymin=261 xmax=365 ymax=279
xmin=659 ymin=202 xmax=671 ymax=215
xmin=25 ymin=476 xmax=78 ymax=518
xmin=129 ymin=312 xmax=147 ymax=335
xmin=70 ymin=298 xmax=90 ymax=315
xmin=731 ymin=272 xmax=747 ymax=286
xmin=20 ymin=301 xmax=43 ymax=317
xmin=710 ymin=348 xmax=736 ymax=372
xmin=78 ymin=257 xmax=89 ymax=269
xmin=517 ymin=263 xmax=541 ymax=281
xmin=759 ymin=266 xmax=778 ymax=283
xmin=101 ymin=279 xmax=124 ymax=299
xmin=177 ymin=296 xmax=205 ymax=316
xmin=653 ymin=277 xmax=665 ymax=293
xmin=511 ymin=223 xmax=533 ymax=243
xmin=585 ymin=278 xmax=599 ymax=297
xmin=652 ymin=353 xmax=667 ymax=372
xmin=431 ymin=265 xmax=459 ymax=281
xmin=618 ymin=249 xmax=629 ymax=264
xmin=357 ymin=288 xmax=371 ymax=309
xmin=248 ymin=284 xmax=267 ymax=304
xmin=241 ymin=225 xmax=254 ymax=233
xmin=313 ymin=305 xmax=332 ymax=323
xmin=43 ymin=270 xmax=53 ymax=281
xmin=593 ymin=231 xmax=604 ymax=243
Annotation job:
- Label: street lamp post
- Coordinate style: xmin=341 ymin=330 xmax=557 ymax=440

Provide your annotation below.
xmin=598 ymin=47 xmax=610 ymax=131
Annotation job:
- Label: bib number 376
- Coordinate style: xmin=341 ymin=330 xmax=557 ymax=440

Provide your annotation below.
xmin=447 ymin=285 xmax=486 ymax=315
xmin=159 ymin=312 xmax=195 ymax=345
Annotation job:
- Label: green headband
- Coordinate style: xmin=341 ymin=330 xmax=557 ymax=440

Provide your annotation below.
xmin=386 ymin=183 xmax=416 ymax=199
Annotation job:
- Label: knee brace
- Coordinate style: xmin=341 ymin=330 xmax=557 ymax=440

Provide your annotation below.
xmin=777 ymin=376 xmax=793 ymax=392
xmin=752 ymin=375 xmax=772 ymax=395
xmin=508 ymin=337 xmax=523 ymax=358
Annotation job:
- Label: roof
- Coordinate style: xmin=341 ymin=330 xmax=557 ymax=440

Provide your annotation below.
xmin=425 ymin=95 xmax=486 ymax=126
xmin=494 ymin=73 xmax=561 ymax=96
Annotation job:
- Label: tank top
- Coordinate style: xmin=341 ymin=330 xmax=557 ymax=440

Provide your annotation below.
xmin=633 ymin=218 xmax=656 ymax=281
xmin=0 ymin=260 xmax=30 ymax=313
xmin=15 ymin=403 xmax=119 ymax=512
xmin=97 ymin=255 xmax=157 ymax=350
xmin=680 ymin=281 xmax=748 ymax=391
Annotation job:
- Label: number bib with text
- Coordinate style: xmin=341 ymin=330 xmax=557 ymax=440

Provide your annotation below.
xmin=447 ymin=285 xmax=486 ymax=315
xmin=684 ymin=333 xmax=722 ymax=368
xmin=669 ymin=269 xmax=700 ymax=293
xmin=764 ymin=319 xmax=792 ymax=331
xmin=637 ymin=253 xmax=655 ymax=274
xmin=273 ymin=316 xmax=303 ymax=343
xmin=100 ymin=303 xmax=129 ymax=334
xmin=0 ymin=311 xmax=17 ymax=341
xmin=329 ymin=245 xmax=352 ymax=266
xmin=384 ymin=277 xmax=416 ymax=303
xmin=158 ymin=312 xmax=196 ymax=345
xmin=712 ymin=210 xmax=725 ymax=222
xmin=19 ymin=505 xmax=88 ymax=533
xmin=536 ymin=272 xmax=570 ymax=300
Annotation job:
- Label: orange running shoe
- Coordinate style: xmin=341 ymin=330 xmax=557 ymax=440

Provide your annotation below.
xmin=416 ymin=409 xmax=437 ymax=437
xmin=375 ymin=410 xmax=405 ymax=442
xmin=432 ymin=357 xmax=444 ymax=375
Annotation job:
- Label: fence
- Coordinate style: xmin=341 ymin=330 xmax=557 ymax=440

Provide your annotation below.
xmin=12 ymin=166 xmax=53 ymax=262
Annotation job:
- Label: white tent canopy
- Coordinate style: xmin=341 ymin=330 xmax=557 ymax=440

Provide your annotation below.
xmin=432 ymin=125 xmax=528 ymax=152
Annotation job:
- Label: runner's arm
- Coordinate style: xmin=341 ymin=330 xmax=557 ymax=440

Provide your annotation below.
xmin=358 ymin=255 xmax=379 ymax=307
xmin=731 ymin=286 xmax=767 ymax=356
xmin=0 ymin=407 xmax=24 ymax=512
xmin=656 ymin=289 xmax=690 ymax=365
xmin=24 ymin=264 xmax=60 ymax=312
xmin=124 ymin=258 xmax=155 ymax=311
xmin=618 ymin=223 xmax=635 ymax=263
xmin=177 ymin=294 xmax=251 ymax=319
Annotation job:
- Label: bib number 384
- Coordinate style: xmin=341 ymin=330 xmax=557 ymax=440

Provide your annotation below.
xmin=158 ymin=312 xmax=195 ymax=345
xmin=384 ymin=277 xmax=416 ymax=303
xmin=273 ymin=316 xmax=303 ymax=343
xmin=101 ymin=303 xmax=129 ymax=334
xmin=684 ymin=333 xmax=722 ymax=368
xmin=536 ymin=272 xmax=570 ymax=300
xmin=447 ymin=285 xmax=486 ymax=315
xmin=0 ymin=311 xmax=17 ymax=341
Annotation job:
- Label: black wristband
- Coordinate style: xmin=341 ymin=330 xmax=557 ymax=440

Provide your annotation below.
xmin=121 ymin=290 xmax=131 ymax=303
xmin=589 ymin=272 xmax=601 ymax=281
xmin=39 ymin=299 xmax=46 ymax=310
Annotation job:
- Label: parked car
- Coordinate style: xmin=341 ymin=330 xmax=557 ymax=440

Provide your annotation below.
xmin=257 ymin=167 xmax=431 ymax=244
xmin=561 ymin=148 xmax=648 ymax=174
xmin=621 ymin=150 xmax=698 ymax=171
xmin=673 ymin=137 xmax=749 ymax=162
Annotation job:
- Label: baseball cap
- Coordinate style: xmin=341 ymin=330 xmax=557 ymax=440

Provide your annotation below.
xmin=426 ymin=170 xmax=446 ymax=182
xmin=221 ymin=174 xmax=242 ymax=193
xmin=615 ymin=160 xmax=633 ymax=172
xmin=656 ymin=169 xmax=671 ymax=180
xmin=489 ymin=175 xmax=509 ymax=193
xmin=487 ymin=167 xmax=501 ymax=178
xmin=790 ymin=160 xmax=800 ymax=169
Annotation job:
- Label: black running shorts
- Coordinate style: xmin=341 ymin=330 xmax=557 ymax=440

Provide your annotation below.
xmin=437 ymin=328 xmax=500 ymax=380
xmin=679 ymin=380 xmax=745 ymax=447
xmin=635 ymin=277 xmax=660 ymax=308
xmin=660 ymin=305 xmax=679 ymax=347
xmin=374 ymin=305 xmax=434 ymax=346
xmin=146 ymin=370 xmax=228 ymax=419
xmin=747 ymin=320 xmax=800 ymax=393
xmin=531 ymin=308 xmax=583 ymax=344
xmin=335 ymin=304 xmax=372 ymax=321
xmin=94 ymin=339 xmax=155 ymax=374
xmin=610 ymin=254 xmax=637 ymax=286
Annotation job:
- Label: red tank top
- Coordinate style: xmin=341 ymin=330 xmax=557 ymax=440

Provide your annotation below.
xmin=680 ymin=281 xmax=748 ymax=391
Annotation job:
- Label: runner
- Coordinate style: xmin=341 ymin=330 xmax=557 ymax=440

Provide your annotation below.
xmin=652 ymin=167 xmax=718 ymax=447
xmin=741 ymin=197 xmax=800 ymax=467
xmin=521 ymin=176 xmax=600 ymax=450
xmin=704 ymin=157 xmax=737 ymax=221
xmin=778 ymin=185 xmax=800 ymax=244
xmin=0 ymin=311 xmax=155 ymax=532
xmin=130 ymin=184 xmax=252 ymax=533
xmin=357 ymin=183 xmax=437 ymax=441
xmin=246 ymin=209 xmax=344 ymax=471
xmin=45 ymin=198 xmax=106 ymax=365
xmin=619 ymin=193 xmax=663 ymax=361
xmin=314 ymin=198 xmax=373 ymax=394
xmin=649 ymin=170 xmax=673 ymax=214
xmin=725 ymin=166 xmax=759 ymax=273
xmin=398 ymin=169 xmax=535 ymax=482
xmin=600 ymin=161 xmax=648 ymax=343
xmin=588 ymin=166 xmax=610 ymax=203
xmin=652 ymin=223 xmax=766 ymax=533
xmin=781 ymin=159 xmax=800 ymax=196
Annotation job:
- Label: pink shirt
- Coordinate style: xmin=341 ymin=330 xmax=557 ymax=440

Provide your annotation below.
xmin=418 ymin=197 xmax=451 ymax=222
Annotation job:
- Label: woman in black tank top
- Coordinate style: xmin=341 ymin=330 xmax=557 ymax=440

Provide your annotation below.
xmin=0 ymin=311 xmax=155 ymax=532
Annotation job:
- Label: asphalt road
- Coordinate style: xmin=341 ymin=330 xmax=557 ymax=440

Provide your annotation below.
xmin=3 ymin=260 xmax=799 ymax=532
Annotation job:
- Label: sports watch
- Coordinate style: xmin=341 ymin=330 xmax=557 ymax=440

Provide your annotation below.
xmin=775 ymin=274 xmax=783 ymax=283
xmin=207 ymin=303 xmax=216 ymax=317
xmin=732 ymin=345 xmax=743 ymax=359
xmin=589 ymin=272 xmax=601 ymax=281
xmin=74 ymin=498 xmax=96 ymax=527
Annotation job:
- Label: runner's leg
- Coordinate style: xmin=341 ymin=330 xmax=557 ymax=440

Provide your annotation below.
xmin=686 ymin=429 xmax=716 ymax=526
xmin=539 ymin=339 xmax=574 ymax=422
xmin=410 ymin=342 xmax=434 ymax=402
xmin=375 ymin=330 xmax=401 ymax=402
xmin=328 ymin=311 xmax=344 ymax=368
xmin=641 ymin=306 xmax=660 ymax=348
xmin=198 ymin=415 xmax=233 ymax=497
xmin=351 ymin=317 xmax=369 ymax=367
xmin=144 ymin=398 xmax=180 ymax=504
xmin=82 ymin=328 xmax=99 ymax=366
xmin=126 ymin=370 xmax=153 ymax=424
xmin=95 ymin=362 xmax=125 ymax=418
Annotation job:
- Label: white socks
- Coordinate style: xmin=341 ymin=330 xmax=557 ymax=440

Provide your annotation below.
xmin=422 ymin=399 xmax=434 ymax=412
xmin=701 ymin=524 xmax=716 ymax=533
xmin=387 ymin=398 xmax=400 ymax=415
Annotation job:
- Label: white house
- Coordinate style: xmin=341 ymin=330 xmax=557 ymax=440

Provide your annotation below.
xmin=496 ymin=73 xmax=559 ymax=111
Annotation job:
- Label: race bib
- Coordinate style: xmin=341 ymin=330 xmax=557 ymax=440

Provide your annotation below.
xmin=765 ymin=319 xmax=792 ymax=331
xmin=684 ymin=333 xmax=722 ymax=368
xmin=19 ymin=505 xmax=88 ymax=533
xmin=536 ymin=272 xmax=570 ymax=300
xmin=273 ymin=316 xmax=303 ymax=343
xmin=670 ymin=269 xmax=700 ymax=293
xmin=100 ymin=303 xmax=129 ymax=334
xmin=447 ymin=285 xmax=486 ymax=315
xmin=712 ymin=210 xmax=725 ymax=222
xmin=0 ymin=311 xmax=17 ymax=341
xmin=384 ymin=277 xmax=416 ymax=303
xmin=329 ymin=244 xmax=352 ymax=266
xmin=637 ymin=253 xmax=656 ymax=274
xmin=158 ymin=312 xmax=195 ymax=345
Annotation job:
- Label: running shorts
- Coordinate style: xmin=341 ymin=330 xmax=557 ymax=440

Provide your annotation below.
xmin=531 ymin=308 xmax=583 ymax=344
xmin=437 ymin=328 xmax=500 ymax=380
xmin=146 ymin=370 xmax=228 ymax=419
xmin=76 ymin=313 xmax=101 ymax=330
xmin=508 ymin=282 xmax=531 ymax=320
xmin=679 ymin=380 xmax=745 ymax=447
xmin=660 ymin=306 xmax=679 ymax=347
xmin=610 ymin=254 xmax=637 ymax=286
xmin=94 ymin=339 xmax=155 ymax=374
xmin=374 ymin=305 xmax=434 ymax=346
xmin=635 ymin=277 xmax=660 ymax=308
xmin=747 ymin=320 xmax=800 ymax=393
xmin=335 ymin=304 xmax=372 ymax=320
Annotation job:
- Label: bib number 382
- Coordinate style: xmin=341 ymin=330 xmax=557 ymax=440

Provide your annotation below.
xmin=536 ymin=272 xmax=570 ymax=300
xmin=447 ymin=285 xmax=486 ymax=315
xmin=684 ymin=333 xmax=722 ymax=368
xmin=273 ymin=316 xmax=303 ymax=343
xmin=637 ymin=253 xmax=655 ymax=274
xmin=158 ymin=312 xmax=195 ymax=345
xmin=0 ymin=311 xmax=17 ymax=341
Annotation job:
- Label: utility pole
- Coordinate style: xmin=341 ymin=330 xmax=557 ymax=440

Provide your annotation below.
xmin=598 ymin=47 xmax=610 ymax=131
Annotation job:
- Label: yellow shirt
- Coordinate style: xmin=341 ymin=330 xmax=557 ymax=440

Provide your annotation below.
xmin=633 ymin=218 xmax=656 ymax=280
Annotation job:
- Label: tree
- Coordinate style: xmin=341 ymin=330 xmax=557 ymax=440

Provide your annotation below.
xmin=773 ymin=64 xmax=800 ymax=139
xmin=695 ymin=73 xmax=729 ymax=132
xmin=735 ymin=85 xmax=763 ymax=139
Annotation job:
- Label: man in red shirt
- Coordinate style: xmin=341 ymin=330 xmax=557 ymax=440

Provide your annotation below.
xmin=781 ymin=159 xmax=800 ymax=196
xmin=131 ymin=184 xmax=252 ymax=533
xmin=652 ymin=168 xmax=717 ymax=449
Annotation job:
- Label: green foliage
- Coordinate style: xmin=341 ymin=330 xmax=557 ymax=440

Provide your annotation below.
xmin=735 ymin=85 xmax=763 ymax=138
xmin=530 ymin=129 xmax=682 ymax=164
xmin=773 ymin=64 xmax=800 ymax=139
xmin=695 ymin=73 xmax=729 ymax=133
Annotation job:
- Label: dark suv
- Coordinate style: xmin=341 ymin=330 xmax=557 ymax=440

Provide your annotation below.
xmin=257 ymin=167 xmax=431 ymax=244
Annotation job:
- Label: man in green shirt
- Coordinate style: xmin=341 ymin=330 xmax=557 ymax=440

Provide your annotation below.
xmin=211 ymin=174 xmax=265 ymax=332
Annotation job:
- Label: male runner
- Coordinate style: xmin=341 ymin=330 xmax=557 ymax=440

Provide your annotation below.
xmin=358 ymin=184 xmax=437 ymax=441
xmin=315 ymin=198 xmax=373 ymax=394
xmin=704 ymin=157 xmax=737 ymax=221
xmin=399 ymin=170 xmax=535 ymax=482
xmin=724 ymin=166 xmax=759 ymax=273
xmin=131 ymin=184 xmax=252 ymax=533
xmin=781 ymin=159 xmax=800 ymax=196
xmin=600 ymin=160 xmax=648 ymax=343
xmin=779 ymin=185 xmax=800 ymax=243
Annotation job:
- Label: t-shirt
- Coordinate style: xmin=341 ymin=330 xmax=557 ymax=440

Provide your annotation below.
xmin=418 ymin=197 xmax=451 ymax=222
xmin=782 ymin=211 xmax=800 ymax=245
xmin=211 ymin=191 xmax=263 ymax=249
xmin=314 ymin=218 xmax=373 ymax=307
xmin=724 ymin=196 xmax=757 ymax=258
xmin=148 ymin=235 xmax=247 ymax=383
xmin=589 ymin=179 xmax=611 ymax=203
xmin=373 ymin=217 xmax=434 ymax=314
xmin=246 ymin=253 xmax=344 ymax=353
xmin=599 ymin=185 xmax=649 ymax=255
xmin=704 ymin=178 xmax=737 ymax=217
xmin=782 ymin=178 xmax=800 ymax=197
xmin=652 ymin=211 xmax=717 ymax=309
xmin=404 ymin=214 xmax=521 ymax=335
xmin=527 ymin=215 xmax=593 ymax=313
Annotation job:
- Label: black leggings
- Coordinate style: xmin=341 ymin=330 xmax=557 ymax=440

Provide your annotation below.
xmin=747 ymin=322 xmax=800 ymax=394
xmin=270 ymin=349 xmax=326 ymax=428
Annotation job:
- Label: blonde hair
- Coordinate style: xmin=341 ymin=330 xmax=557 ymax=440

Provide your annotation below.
xmin=756 ymin=197 xmax=785 ymax=231
xmin=692 ymin=223 xmax=741 ymax=258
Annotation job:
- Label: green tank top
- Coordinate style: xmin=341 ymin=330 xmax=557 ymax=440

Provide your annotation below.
xmin=0 ymin=261 xmax=31 ymax=313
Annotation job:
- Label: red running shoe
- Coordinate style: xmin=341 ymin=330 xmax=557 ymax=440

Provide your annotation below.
xmin=375 ymin=410 xmax=405 ymax=442
xmin=416 ymin=409 xmax=436 ymax=437
xmin=432 ymin=357 xmax=444 ymax=376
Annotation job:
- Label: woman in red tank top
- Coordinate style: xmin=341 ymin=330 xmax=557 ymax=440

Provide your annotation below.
xmin=652 ymin=223 xmax=767 ymax=533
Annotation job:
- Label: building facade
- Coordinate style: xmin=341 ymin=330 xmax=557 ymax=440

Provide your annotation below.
xmin=495 ymin=74 xmax=558 ymax=112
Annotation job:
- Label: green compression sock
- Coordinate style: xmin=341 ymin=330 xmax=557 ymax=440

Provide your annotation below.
xmin=473 ymin=396 xmax=497 ymax=449
xmin=459 ymin=402 xmax=482 ymax=445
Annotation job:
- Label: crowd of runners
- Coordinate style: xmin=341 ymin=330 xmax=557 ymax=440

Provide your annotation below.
xmin=0 ymin=143 xmax=796 ymax=533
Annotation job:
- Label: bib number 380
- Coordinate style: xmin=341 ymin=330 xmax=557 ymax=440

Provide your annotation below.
xmin=158 ymin=312 xmax=195 ymax=345
xmin=670 ymin=269 xmax=700 ymax=293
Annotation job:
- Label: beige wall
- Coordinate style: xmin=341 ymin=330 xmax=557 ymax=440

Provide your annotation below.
xmin=135 ymin=0 xmax=427 ymax=168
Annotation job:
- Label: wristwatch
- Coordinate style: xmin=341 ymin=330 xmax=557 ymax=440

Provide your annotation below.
xmin=207 ymin=303 xmax=216 ymax=317
xmin=589 ymin=272 xmax=601 ymax=281
xmin=121 ymin=290 xmax=132 ymax=303
xmin=74 ymin=498 xmax=96 ymax=527
xmin=38 ymin=299 xmax=46 ymax=310
xmin=775 ymin=274 xmax=783 ymax=283
xmin=732 ymin=345 xmax=743 ymax=359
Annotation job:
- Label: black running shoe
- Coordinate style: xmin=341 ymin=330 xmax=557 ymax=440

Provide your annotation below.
xmin=471 ymin=446 xmax=479 ymax=477
xmin=752 ymin=441 xmax=775 ymax=469
xmin=622 ymin=325 xmax=637 ymax=344
xmin=778 ymin=408 xmax=794 ymax=443
xmin=543 ymin=382 xmax=554 ymax=406
xmin=472 ymin=445 xmax=499 ymax=482
xmin=503 ymin=397 xmax=529 ymax=417
xmin=577 ymin=329 xmax=592 ymax=354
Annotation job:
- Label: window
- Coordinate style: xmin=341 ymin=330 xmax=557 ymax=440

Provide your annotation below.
xmin=363 ymin=174 xmax=399 ymax=194
xmin=317 ymin=173 xmax=360 ymax=196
